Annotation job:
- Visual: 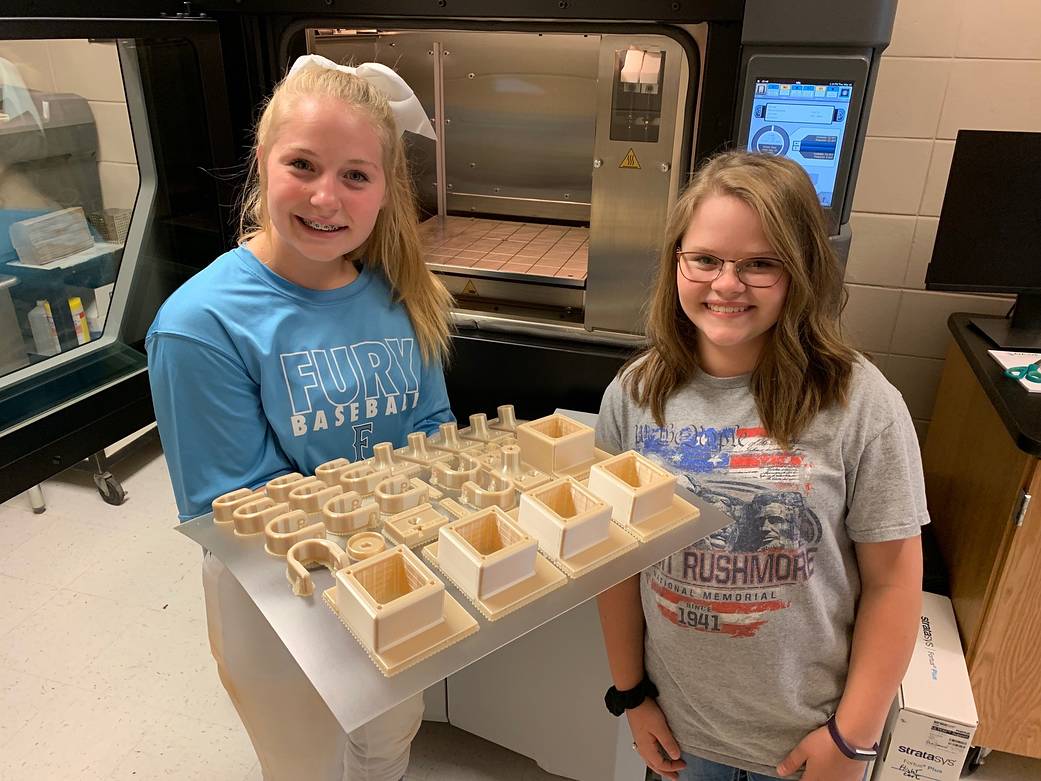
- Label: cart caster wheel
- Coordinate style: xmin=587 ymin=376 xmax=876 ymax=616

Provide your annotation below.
xmin=962 ymin=746 xmax=990 ymax=776
xmin=94 ymin=472 xmax=127 ymax=506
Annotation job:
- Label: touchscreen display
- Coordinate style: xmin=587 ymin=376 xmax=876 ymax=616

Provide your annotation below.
xmin=747 ymin=78 xmax=854 ymax=208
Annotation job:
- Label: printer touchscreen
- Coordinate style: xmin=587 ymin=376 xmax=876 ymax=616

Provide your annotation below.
xmin=746 ymin=78 xmax=855 ymax=208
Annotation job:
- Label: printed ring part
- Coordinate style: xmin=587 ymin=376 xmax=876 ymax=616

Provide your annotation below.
xmin=347 ymin=531 xmax=387 ymax=563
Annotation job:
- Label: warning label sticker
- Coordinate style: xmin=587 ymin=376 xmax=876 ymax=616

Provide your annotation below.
xmin=462 ymin=280 xmax=479 ymax=296
xmin=619 ymin=148 xmax=641 ymax=169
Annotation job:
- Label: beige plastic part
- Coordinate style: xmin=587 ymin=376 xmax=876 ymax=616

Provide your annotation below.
xmin=555 ymin=447 xmax=612 ymax=482
xmin=383 ymin=503 xmax=451 ymax=547
xmin=436 ymin=506 xmax=534 ymax=599
xmin=425 ymin=506 xmax=566 ymax=621
xmin=429 ymin=421 xmax=483 ymax=455
xmin=516 ymin=414 xmax=596 ymax=475
xmin=264 ymin=509 xmax=326 ymax=557
xmin=459 ymin=413 xmax=513 ymax=444
xmin=394 ymin=432 xmax=455 ymax=476
xmin=325 ymin=544 xmax=478 ymax=676
xmin=288 ymin=479 xmax=343 ymax=519
xmin=460 ymin=468 xmax=517 ymax=511
xmin=346 ymin=531 xmax=387 ymax=563
xmin=339 ymin=462 xmax=393 ymax=496
xmin=488 ymin=404 xmax=524 ymax=433
xmin=366 ymin=442 xmax=423 ymax=479
xmin=439 ymin=497 xmax=471 ymax=520
xmin=493 ymin=444 xmax=552 ymax=491
xmin=429 ymin=452 xmax=482 ymax=495
xmin=517 ymin=476 xmax=636 ymax=578
xmin=374 ymin=475 xmax=429 ymax=516
xmin=586 ymin=450 xmax=699 ymax=541
xmin=286 ymin=538 xmax=348 ymax=597
xmin=322 ymin=492 xmax=380 ymax=536
xmin=266 ymin=472 xmax=311 ymax=503
xmin=315 ymin=458 xmax=353 ymax=487
xmin=232 ymin=498 xmax=292 ymax=537
xmin=212 ymin=488 xmax=260 ymax=525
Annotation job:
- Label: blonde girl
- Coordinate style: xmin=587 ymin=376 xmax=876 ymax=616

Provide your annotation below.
xmin=596 ymin=151 xmax=926 ymax=781
xmin=148 ymin=57 xmax=454 ymax=780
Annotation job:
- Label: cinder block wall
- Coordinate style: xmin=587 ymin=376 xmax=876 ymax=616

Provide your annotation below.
xmin=841 ymin=0 xmax=1041 ymax=444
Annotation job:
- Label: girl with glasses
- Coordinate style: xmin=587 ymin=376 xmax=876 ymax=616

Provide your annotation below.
xmin=595 ymin=151 xmax=926 ymax=781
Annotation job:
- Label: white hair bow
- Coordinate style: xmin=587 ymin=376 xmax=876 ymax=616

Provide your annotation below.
xmin=288 ymin=54 xmax=437 ymax=141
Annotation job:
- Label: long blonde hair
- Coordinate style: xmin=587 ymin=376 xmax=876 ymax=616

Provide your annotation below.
xmin=624 ymin=151 xmax=857 ymax=449
xmin=238 ymin=63 xmax=453 ymax=364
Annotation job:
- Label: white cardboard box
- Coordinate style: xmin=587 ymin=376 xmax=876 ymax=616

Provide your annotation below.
xmin=872 ymin=592 xmax=978 ymax=781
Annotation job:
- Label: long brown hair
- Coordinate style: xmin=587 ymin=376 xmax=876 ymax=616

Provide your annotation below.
xmin=238 ymin=63 xmax=453 ymax=363
xmin=624 ymin=151 xmax=856 ymax=449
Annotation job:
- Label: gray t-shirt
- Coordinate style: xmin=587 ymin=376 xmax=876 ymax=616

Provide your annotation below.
xmin=596 ymin=356 xmax=928 ymax=777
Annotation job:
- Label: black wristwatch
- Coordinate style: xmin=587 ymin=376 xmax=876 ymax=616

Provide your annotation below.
xmin=826 ymin=714 xmax=879 ymax=761
xmin=605 ymin=675 xmax=659 ymax=716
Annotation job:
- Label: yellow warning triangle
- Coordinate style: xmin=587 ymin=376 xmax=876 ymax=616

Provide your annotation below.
xmin=462 ymin=279 xmax=479 ymax=296
xmin=619 ymin=148 xmax=641 ymax=169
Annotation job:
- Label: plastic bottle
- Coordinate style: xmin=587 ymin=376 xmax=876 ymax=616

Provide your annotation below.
xmin=27 ymin=300 xmax=60 ymax=356
xmin=68 ymin=295 xmax=90 ymax=345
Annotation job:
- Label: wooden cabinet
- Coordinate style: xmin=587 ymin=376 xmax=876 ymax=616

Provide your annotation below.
xmin=923 ymin=342 xmax=1041 ymax=758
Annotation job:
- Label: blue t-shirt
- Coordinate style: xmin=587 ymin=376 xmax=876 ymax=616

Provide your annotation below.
xmin=146 ymin=245 xmax=454 ymax=521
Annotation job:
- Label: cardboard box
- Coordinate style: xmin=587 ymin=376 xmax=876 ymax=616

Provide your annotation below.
xmin=872 ymin=592 xmax=978 ymax=781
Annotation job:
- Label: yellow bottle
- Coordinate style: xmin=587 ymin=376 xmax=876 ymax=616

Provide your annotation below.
xmin=68 ymin=296 xmax=91 ymax=345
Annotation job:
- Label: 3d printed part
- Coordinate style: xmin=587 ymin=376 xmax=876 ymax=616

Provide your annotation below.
xmin=488 ymin=404 xmax=523 ymax=433
xmin=516 ymin=476 xmax=637 ymax=577
xmin=339 ymin=463 xmax=394 ymax=496
xmin=436 ymin=507 xmax=537 ymax=600
xmin=383 ymin=503 xmax=451 ymax=547
xmin=289 ymin=479 xmax=343 ymax=519
xmin=322 ymin=492 xmax=379 ymax=536
xmin=266 ymin=472 xmax=311 ymax=503
xmin=425 ymin=506 xmax=566 ymax=621
xmin=586 ymin=450 xmax=700 ymax=542
xmin=460 ymin=468 xmax=517 ymax=511
xmin=286 ymin=538 xmax=348 ymax=597
xmin=316 ymin=458 xmax=353 ymax=487
xmin=429 ymin=452 xmax=482 ymax=494
xmin=265 ymin=509 xmax=326 ymax=557
xmin=459 ymin=413 xmax=513 ymax=444
xmin=429 ymin=421 xmax=483 ymax=455
xmin=212 ymin=487 xmax=260 ymax=525
xmin=346 ymin=531 xmax=387 ymax=563
xmin=232 ymin=498 xmax=292 ymax=537
xmin=516 ymin=414 xmax=595 ymax=474
xmin=325 ymin=544 xmax=478 ymax=676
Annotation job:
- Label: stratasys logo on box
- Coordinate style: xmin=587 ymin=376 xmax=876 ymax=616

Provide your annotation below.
xmin=897 ymin=745 xmax=957 ymax=766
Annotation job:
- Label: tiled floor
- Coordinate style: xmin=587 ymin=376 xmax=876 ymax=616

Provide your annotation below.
xmin=419 ymin=216 xmax=589 ymax=281
xmin=1 ymin=437 xmax=1039 ymax=780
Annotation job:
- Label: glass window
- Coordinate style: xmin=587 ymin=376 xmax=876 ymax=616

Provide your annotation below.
xmin=0 ymin=38 xmax=138 ymax=378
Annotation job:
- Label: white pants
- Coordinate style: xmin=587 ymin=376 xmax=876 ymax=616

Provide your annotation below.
xmin=202 ymin=553 xmax=424 ymax=781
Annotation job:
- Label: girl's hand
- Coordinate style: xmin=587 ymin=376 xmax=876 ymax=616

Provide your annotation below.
xmin=776 ymin=725 xmax=868 ymax=780
xmin=626 ymin=699 xmax=687 ymax=781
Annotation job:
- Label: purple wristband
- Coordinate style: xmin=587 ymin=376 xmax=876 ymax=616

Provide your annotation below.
xmin=826 ymin=714 xmax=879 ymax=761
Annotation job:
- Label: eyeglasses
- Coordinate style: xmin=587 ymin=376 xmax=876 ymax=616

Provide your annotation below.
xmin=675 ymin=249 xmax=786 ymax=288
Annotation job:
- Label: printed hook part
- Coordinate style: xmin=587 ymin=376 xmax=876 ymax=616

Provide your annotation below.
xmin=265 ymin=509 xmax=327 ymax=557
xmin=286 ymin=538 xmax=348 ymax=597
